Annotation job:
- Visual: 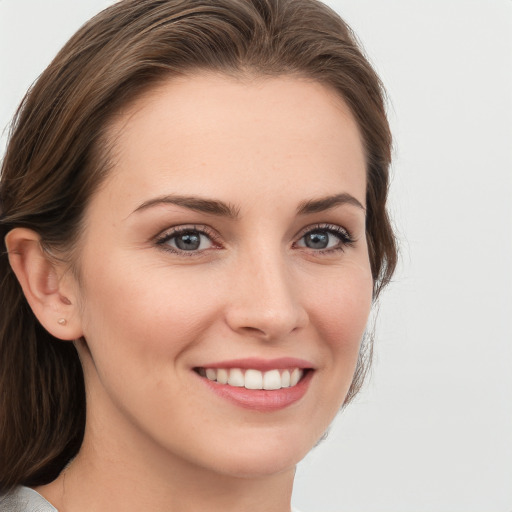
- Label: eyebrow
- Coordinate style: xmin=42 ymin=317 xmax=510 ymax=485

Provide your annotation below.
xmin=131 ymin=192 xmax=364 ymax=219
xmin=132 ymin=194 xmax=240 ymax=219
xmin=296 ymin=193 xmax=365 ymax=215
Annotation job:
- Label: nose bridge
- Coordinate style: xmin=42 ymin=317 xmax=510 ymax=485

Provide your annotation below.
xmin=226 ymin=242 xmax=308 ymax=339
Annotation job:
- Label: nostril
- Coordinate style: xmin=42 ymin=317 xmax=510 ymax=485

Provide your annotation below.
xmin=241 ymin=326 xmax=267 ymax=335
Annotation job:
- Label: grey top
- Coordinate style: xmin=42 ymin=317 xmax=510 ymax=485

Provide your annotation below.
xmin=0 ymin=486 xmax=303 ymax=511
xmin=0 ymin=487 xmax=57 ymax=512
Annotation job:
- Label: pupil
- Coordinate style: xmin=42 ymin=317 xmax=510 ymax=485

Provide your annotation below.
xmin=306 ymin=231 xmax=328 ymax=249
xmin=176 ymin=232 xmax=200 ymax=250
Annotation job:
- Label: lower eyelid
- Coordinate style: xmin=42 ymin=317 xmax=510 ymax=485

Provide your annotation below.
xmin=160 ymin=225 xmax=231 ymax=257
xmin=154 ymin=224 xmax=355 ymax=254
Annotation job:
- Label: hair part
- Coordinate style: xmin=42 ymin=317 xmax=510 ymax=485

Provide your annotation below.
xmin=0 ymin=0 xmax=396 ymax=490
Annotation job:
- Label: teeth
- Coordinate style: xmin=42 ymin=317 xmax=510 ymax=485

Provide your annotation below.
xmin=217 ymin=368 xmax=228 ymax=384
xmin=199 ymin=367 xmax=304 ymax=390
xmin=290 ymin=368 xmax=301 ymax=386
xmin=244 ymin=369 xmax=263 ymax=390
xmin=228 ymin=368 xmax=244 ymax=387
xmin=263 ymin=369 xmax=281 ymax=390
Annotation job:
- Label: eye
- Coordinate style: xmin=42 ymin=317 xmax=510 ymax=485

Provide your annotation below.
xmin=295 ymin=224 xmax=354 ymax=252
xmin=156 ymin=226 xmax=217 ymax=253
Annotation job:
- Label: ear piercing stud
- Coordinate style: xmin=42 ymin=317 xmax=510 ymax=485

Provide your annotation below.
xmin=58 ymin=318 xmax=67 ymax=326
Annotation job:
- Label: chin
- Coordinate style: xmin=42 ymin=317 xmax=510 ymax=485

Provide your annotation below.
xmin=210 ymin=451 xmax=301 ymax=479
xmin=196 ymin=425 xmax=322 ymax=479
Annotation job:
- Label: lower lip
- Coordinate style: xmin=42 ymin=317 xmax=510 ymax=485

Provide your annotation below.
xmin=197 ymin=370 xmax=313 ymax=412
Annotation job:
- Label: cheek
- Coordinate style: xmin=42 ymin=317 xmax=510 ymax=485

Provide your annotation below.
xmin=78 ymin=257 xmax=225 ymax=368
xmin=307 ymin=264 xmax=373 ymax=347
xmin=303 ymin=259 xmax=373 ymax=412
xmin=294 ymin=262 xmax=373 ymax=437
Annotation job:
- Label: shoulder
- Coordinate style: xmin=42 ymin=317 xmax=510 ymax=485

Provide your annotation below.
xmin=0 ymin=487 xmax=57 ymax=512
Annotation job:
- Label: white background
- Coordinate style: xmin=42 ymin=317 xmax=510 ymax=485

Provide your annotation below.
xmin=1 ymin=1 xmax=511 ymax=511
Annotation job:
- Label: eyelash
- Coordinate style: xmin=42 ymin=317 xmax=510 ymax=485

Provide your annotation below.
xmin=293 ymin=223 xmax=355 ymax=254
xmin=154 ymin=223 xmax=355 ymax=256
xmin=155 ymin=225 xmax=221 ymax=257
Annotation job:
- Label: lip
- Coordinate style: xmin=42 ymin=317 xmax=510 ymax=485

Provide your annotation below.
xmin=196 ymin=357 xmax=314 ymax=371
xmin=193 ymin=358 xmax=315 ymax=412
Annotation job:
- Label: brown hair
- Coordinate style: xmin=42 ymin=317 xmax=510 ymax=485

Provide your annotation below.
xmin=0 ymin=0 xmax=396 ymax=490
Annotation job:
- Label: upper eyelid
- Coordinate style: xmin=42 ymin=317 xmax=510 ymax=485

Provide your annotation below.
xmin=294 ymin=222 xmax=354 ymax=240
xmin=155 ymin=224 xmax=218 ymax=241
xmin=292 ymin=224 xmax=357 ymax=254
xmin=154 ymin=225 xmax=221 ymax=256
xmin=153 ymin=222 xmax=355 ymax=249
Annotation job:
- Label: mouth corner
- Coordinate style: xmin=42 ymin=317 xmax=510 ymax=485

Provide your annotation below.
xmin=194 ymin=367 xmax=206 ymax=377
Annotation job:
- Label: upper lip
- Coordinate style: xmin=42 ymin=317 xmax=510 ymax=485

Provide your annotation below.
xmin=195 ymin=357 xmax=314 ymax=371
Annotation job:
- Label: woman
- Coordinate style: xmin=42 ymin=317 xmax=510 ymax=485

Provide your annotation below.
xmin=0 ymin=0 xmax=396 ymax=510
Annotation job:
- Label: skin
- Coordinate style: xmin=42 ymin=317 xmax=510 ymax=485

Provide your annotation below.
xmin=9 ymin=74 xmax=372 ymax=512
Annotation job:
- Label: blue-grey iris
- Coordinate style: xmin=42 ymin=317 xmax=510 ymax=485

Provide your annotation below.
xmin=304 ymin=231 xmax=329 ymax=249
xmin=175 ymin=232 xmax=201 ymax=250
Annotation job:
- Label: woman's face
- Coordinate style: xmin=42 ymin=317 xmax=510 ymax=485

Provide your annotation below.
xmin=71 ymin=74 xmax=372 ymax=477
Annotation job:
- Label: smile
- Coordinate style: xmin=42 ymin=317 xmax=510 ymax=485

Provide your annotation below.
xmin=193 ymin=359 xmax=314 ymax=412
xmin=195 ymin=367 xmax=304 ymax=390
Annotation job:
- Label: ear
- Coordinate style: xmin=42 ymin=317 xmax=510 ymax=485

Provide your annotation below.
xmin=5 ymin=228 xmax=83 ymax=341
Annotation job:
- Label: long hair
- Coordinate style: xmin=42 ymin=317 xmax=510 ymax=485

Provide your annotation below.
xmin=0 ymin=0 xmax=396 ymax=490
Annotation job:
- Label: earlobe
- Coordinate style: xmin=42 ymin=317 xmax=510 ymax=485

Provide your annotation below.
xmin=5 ymin=228 xmax=83 ymax=341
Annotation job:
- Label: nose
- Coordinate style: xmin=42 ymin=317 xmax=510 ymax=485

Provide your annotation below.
xmin=224 ymin=249 xmax=309 ymax=341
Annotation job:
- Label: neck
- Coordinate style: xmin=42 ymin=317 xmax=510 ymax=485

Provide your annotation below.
xmin=35 ymin=415 xmax=295 ymax=512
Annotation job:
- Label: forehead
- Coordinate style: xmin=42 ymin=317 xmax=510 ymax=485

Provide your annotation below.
xmin=97 ymin=73 xmax=367 ymax=216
